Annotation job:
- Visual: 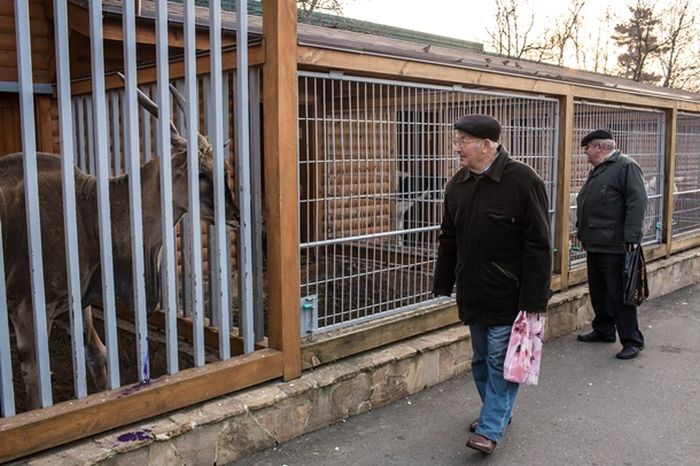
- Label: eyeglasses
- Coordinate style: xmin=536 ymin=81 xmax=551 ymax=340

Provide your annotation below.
xmin=453 ymin=137 xmax=482 ymax=147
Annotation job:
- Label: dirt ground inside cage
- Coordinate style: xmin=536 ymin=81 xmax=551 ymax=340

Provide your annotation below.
xmin=300 ymin=250 xmax=435 ymax=328
xmin=7 ymin=311 xmax=209 ymax=415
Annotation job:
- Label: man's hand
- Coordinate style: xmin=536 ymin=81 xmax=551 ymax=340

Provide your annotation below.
xmin=626 ymin=243 xmax=639 ymax=252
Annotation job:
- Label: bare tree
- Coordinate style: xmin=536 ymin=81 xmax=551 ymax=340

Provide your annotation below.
xmin=539 ymin=0 xmax=586 ymax=66
xmin=487 ymin=0 xmax=540 ymax=59
xmin=585 ymin=6 xmax=616 ymax=74
xmin=656 ymin=0 xmax=699 ymax=88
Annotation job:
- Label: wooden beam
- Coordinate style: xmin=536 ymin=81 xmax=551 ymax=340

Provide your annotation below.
xmin=554 ymin=94 xmax=574 ymax=289
xmin=263 ymin=0 xmax=301 ymax=381
xmin=301 ymin=303 xmax=460 ymax=370
xmin=0 ymin=349 xmax=283 ymax=463
xmin=670 ymin=233 xmax=700 ymax=254
xmin=663 ymin=107 xmax=677 ymax=257
xmin=296 ymin=46 xmax=700 ymax=113
xmin=69 ymin=45 xmax=265 ymax=95
xmin=101 ymin=15 xmax=234 ymax=50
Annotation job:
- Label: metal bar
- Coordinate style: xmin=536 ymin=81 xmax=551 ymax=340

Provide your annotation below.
xmin=14 ymin=0 xmax=52 ymax=408
xmin=208 ymin=0 xmax=231 ymax=358
xmin=122 ymin=0 xmax=150 ymax=383
xmin=89 ymin=0 xmax=120 ymax=388
xmin=0 ymin=221 xmax=16 ymax=417
xmin=183 ymin=0 xmax=205 ymax=366
xmin=154 ymin=0 xmax=179 ymax=374
xmin=0 ymin=81 xmax=53 ymax=94
xmin=297 ymin=71 xmax=560 ymax=102
xmin=53 ymin=0 xmax=87 ymax=399
xmin=236 ymin=0 xmax=255 ymax=353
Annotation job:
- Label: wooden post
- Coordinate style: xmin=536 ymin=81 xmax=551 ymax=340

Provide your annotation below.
xmin=262 ymin=0 xmax=301 ymax=380
xmin=663 ymin=107 xmax=677 ymax=257
xmin=554 ymin=94 xmax=574 ymax=290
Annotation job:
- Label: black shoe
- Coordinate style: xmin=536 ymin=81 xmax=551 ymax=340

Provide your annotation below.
xmin=616 ymin=345 xmax=644 ymax=360
xmin=577 ymin=331 xmax=615 ymax=343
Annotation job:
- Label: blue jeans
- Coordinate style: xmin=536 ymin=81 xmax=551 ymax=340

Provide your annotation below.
xmin=470 ymin=324 xmax=519 ymax=443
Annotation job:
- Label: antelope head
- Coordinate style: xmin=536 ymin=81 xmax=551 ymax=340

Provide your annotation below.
xmin=119 ymin=72 xmax=240 ymax=229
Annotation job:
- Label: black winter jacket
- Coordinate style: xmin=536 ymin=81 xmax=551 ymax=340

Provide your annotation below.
xmin=576 ymin=150 xmax=648 ymax=253
xmin=432 ymin=148 xmax=552 ymax=326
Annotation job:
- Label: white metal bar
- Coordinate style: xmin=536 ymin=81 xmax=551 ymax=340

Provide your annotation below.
xmin=209 ymin=0 xmax=230 ymax=359
xmin=53 ymin=0 xmax=87 ymax=399
xmin=236 ymin=0 xmax=255 ymax=353
xmin=0 ymin=221 xmax=16 ymax=417
xmin=154 ymin=0 xmax=179 ymax=375
xmin=14 ymin=0 xmax=52 ymax=408
xmin=89 ymin=0 xmax=120 ymax=388
xmin=183 ymin=0 xmax=205 ymax=366
xmin=122 ymin=0 xmax=150 ymax=383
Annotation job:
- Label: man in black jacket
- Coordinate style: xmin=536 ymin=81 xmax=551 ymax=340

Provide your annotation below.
xmin=575 ymin=129 xmax=648 ymax=360
xmin=433 ymin=114 xmax=552 ymax=455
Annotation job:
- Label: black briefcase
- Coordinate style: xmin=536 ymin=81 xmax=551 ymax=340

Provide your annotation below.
xmin=623 ymin=246 xmax=649 ymax=306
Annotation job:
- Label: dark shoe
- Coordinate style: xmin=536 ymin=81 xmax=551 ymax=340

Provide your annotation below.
xmin=468 ymin=417 xmax=511 ymax=432
xmin=577 ymin=331 xmax=615 ymax=343
xmin=466 ymin=433 xmax=496 ymax=454
xmin=616 ymin=345 xmax=644 ymax=360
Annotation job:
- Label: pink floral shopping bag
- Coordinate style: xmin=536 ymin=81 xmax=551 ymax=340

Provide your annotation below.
xmin=503 ymin=310 xmax=546 ymax=385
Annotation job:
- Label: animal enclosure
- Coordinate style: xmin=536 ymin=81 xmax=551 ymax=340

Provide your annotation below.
xmin=298 ymin=72 xmax=558 ymax=332
xmin=673 ymin=113 xmax=700 ymax=236
xmin=2 ymin=0 xmax=700 ymax=463
xmin=569 ymin=102 xmax=666 ymax=265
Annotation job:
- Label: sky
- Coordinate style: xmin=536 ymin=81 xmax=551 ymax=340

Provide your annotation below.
xmin=339 ymin=0 xmax=654 ymax=53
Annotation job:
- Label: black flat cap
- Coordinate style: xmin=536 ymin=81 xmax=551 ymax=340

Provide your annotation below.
xmin=454 ymin=114 xmax=501 ymax=141
xmin=581 ymin=129 xmax=613 ymax=146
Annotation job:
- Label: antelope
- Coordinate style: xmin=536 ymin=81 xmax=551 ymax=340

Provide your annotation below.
xmin=0 ymin=78 xmax=239 ymax=410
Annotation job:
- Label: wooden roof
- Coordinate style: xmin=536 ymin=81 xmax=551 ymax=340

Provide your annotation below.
xmin=67 ymin=0 xmax=700 ymax=105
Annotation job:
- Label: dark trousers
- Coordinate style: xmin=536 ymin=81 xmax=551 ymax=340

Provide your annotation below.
xmin=586 ymin=252 xmax=645 ymax=348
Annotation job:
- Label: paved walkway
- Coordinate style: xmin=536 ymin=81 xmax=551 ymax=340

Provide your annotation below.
xmin=231 ymin=283 xmax=700 ymax=466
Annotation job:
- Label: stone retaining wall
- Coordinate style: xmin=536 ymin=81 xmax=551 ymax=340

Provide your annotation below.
xmin=18 ymin=247 xmax=700 ymax=465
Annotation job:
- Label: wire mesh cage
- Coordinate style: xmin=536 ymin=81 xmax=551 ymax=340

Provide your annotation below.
xmin=673 ymin=112 xmax=700 ymax=237
xmin=570 ymin=102 xmax=665 ymax=266
xmin=298 ymin=72 xmax=558 ymax=333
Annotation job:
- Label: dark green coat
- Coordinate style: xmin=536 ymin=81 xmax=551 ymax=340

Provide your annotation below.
xmin=432 ymin=148 xmax=552 ymax=326
xmin=576 ymin=150 xmax=648 ymax=253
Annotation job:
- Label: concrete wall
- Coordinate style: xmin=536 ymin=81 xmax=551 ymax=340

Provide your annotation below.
xmin=18 ymin=247 xmax=700 ymax=466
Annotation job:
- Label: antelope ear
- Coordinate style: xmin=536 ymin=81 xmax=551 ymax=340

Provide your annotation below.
xmin=223 ymin=139 xmax=231 ymax=149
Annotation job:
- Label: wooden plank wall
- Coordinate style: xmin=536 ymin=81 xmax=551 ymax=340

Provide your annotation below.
xmin=321 ymin=109 xmax=396 ymax=238
xmin=0 ymin=0 xmax=53 ymax=83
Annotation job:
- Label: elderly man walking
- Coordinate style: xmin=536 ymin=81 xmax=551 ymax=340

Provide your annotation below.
xmin=433 ymin=114 xmax=552 ymax=455
xmin=575 ymin=129 xmax=648 ymax=360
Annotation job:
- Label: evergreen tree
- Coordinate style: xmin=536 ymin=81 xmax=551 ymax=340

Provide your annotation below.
xmin=613 ymin=2 xmax=667 ymax=83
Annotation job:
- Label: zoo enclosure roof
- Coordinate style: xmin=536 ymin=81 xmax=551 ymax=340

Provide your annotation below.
xmin=70 ymin=0 xmax=700 ymax=105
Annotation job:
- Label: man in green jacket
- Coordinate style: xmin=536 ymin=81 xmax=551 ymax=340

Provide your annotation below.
xmin=575 ymin=129 xmax=648 ymax=360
